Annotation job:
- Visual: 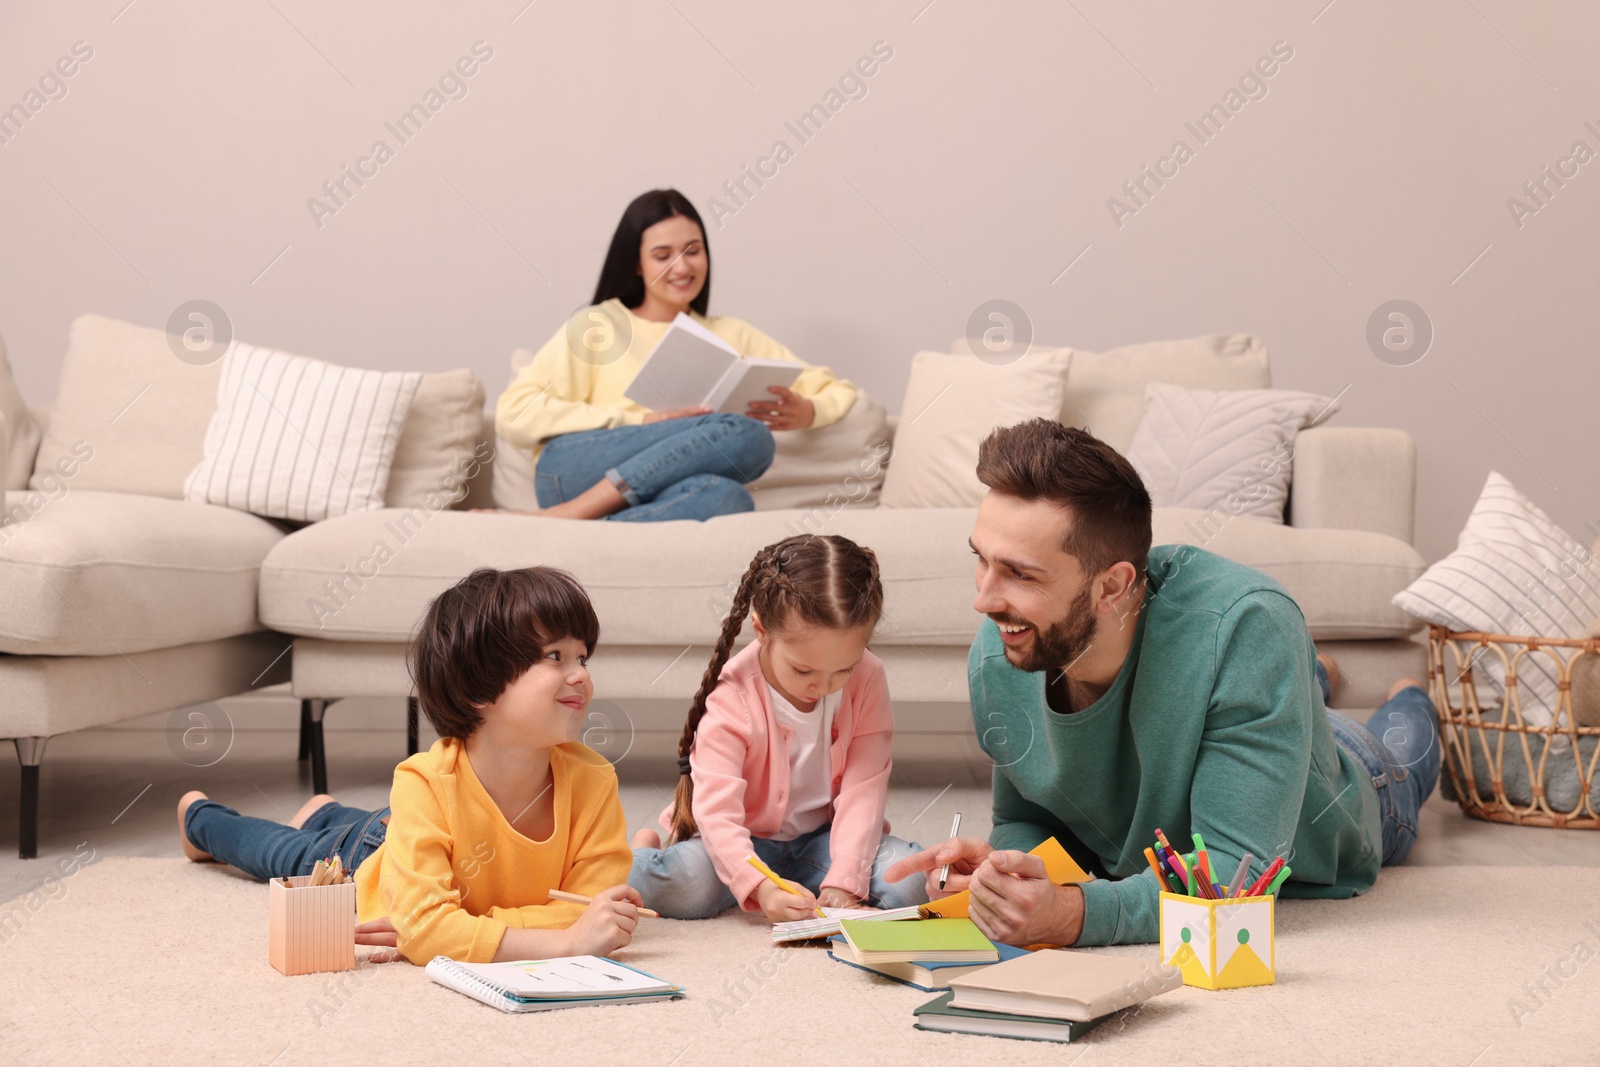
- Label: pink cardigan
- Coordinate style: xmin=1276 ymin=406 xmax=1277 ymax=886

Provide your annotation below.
xmin=655 ymin=640 xmax=895 ymax=910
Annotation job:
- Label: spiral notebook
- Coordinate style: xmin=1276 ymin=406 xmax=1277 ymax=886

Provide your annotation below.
xmin=425 ymin=955 xmax=683 ymax=1014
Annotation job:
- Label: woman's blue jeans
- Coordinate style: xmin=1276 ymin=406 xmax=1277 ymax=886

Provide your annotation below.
xmin=535 ymin=413 xmax=775 ymax=522
xmin=1319 ymin=662 xmax=1441 ymax=866
xmin=185 ymin=799 xmax=389 ymax=881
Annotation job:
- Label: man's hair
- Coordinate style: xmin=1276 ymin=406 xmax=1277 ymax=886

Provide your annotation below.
xmin=408 ymin=567 xmax=600 ymax=740
xmin=975 ymin=419 xmax=1153 ymax=579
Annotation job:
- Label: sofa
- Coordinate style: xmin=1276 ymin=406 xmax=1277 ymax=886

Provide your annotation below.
xmin=0 ymin=315 xmax=1428 ymax=857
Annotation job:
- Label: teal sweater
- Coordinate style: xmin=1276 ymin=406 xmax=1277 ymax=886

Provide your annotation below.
xmin=968 ymin=545 xmax=1381 ymax=946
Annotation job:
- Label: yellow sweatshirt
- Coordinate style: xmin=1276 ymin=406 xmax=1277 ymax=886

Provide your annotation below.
xmin=495 ymin=299 xmax=858 ymax=464
xmin=356 ymin=738 xmax=631 ymax=964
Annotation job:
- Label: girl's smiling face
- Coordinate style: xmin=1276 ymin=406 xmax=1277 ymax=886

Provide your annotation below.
xmin=474 ymin=636 xmax=593 ymax=748
xmin=637 ymin=214 xmax=706 ymax=314
xmin=752 ymin=616 xmax=874 ymax=713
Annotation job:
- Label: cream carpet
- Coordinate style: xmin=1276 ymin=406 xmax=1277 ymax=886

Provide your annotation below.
xmin=1 ymin=858 xmax=1595 ymax=1066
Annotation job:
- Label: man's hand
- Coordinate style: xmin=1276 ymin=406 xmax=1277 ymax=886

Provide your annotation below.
xmin=355 ymin=916 xmax=405 ymax=963
xmin=643 ymin=406 xmax=711 ymax=424
xmin=745 ymin=386 xmax=815 ymax=431
xmin=882 ymin=836 xmax=993 ymax=898
xmin=968 ymin=851 xmax=1083 ymax=947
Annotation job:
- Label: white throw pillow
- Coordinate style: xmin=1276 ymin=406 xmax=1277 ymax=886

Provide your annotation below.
xmin=185 ymin=344 xmax=421 ymax=522
xmin=1392 ymin=472 xmax=1600 ymax=729
xmin=751 ymin=390 xmax=890 ymax=512
xmin=0 ymin=335 xmax=41 ymax=489
xmin=384 ymin=368 xmax=486 ymax=508
xmin=1125 ymin=383 xmax=1340 ymax=523
xmin=879 ymin=348 xmax=1073 ymax=509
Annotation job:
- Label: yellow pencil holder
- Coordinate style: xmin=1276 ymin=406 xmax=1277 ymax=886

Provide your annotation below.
xmin=1158 ymin=891 xmax=1275 ymax=990
xmin=269 ymin=875 xmax=356 ymax=976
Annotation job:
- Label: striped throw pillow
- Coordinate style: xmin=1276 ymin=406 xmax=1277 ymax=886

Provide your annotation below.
xmin=1393 ymin=471 xmax=1600 ymax=729
xmin=185 ymin=344 xmax=422 ymax=522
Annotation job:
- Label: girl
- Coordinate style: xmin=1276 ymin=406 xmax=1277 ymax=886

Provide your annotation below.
xmin=177 ymin=567 xmax=644 ymax=964
xmin=494 ymin=188 xmax=858 ymax=522
xmin=629 ymin=534 xmax=929 ymax=920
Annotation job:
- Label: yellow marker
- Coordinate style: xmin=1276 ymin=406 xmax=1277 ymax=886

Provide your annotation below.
xmin=746 ymin=855 xmax=823 ymax=917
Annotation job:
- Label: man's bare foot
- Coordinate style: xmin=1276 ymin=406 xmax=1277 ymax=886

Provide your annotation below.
xmin=290 ymin=794 xmax=337 ymax=830
xmin=1388 ymin=677 xmax=1425 ymax=701
xmin=1316 ymin=651 xmax=1342 ymax=700
xmin=632 ymin=827 xmax=661 ymax=849
xmin=178 ymin=790 xmax=213 ymax=862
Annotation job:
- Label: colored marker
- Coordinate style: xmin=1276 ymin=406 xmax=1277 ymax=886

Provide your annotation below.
xmin=1192 ymin=833 xmax=1212 ymax=885
xmin=1244 ymin=857 xmax=1286 ymax=897
xmin=1144 ymin=847 xmax=1174 ymax=891
xmin=1264 ymin=865 xmax=1293 ymax=897
xmin=1226 ymin=852 xmax=1255 ymax=899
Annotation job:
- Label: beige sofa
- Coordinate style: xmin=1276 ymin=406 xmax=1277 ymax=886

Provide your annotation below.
xmin=0 ymin=316 xmax=1427 ymax=857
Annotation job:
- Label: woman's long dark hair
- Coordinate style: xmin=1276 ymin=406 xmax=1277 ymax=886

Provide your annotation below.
xmin=591 ymin=189 xmax=710 ymax=315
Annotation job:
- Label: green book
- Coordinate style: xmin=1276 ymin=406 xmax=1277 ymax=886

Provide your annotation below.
xmin=838 ymin=917 xmax=999 ymax=965
xmin=912 ymin=991 xmax=1107 ymax=1044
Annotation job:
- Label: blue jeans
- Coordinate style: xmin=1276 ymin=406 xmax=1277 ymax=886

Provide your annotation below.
xmin=629 ymin=826 xmax=929 ymax=919
xmin=536 ymin=413 xmax=775 ymax=522
xmin=1319 ymin=661 xmax=1441 ymax=865
xmin=186 ymin=799 xmax=389 ymax=881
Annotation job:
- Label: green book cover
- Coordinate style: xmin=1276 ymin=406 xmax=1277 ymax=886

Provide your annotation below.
xmin=840 ymin=917 xmax=995 ymax=955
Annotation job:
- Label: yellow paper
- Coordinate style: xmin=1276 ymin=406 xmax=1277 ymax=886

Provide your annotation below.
xmin=920 ymin=837 xmax=1094 ymax=918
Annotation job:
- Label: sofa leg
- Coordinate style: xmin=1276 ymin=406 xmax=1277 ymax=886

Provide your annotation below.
xmin=297 ymin=699 xmax=312 ymax=762
xmin=306 ymin=699 xmax=329 ymax=795
xmin=15 ymin=737 xmax=47 ymax=860
xmin=407 ymin=696 xmax=419 ymax=757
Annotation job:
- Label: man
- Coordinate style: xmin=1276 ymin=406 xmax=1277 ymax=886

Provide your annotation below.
xmin=886 ymin=419 xmax=1439 ymax=946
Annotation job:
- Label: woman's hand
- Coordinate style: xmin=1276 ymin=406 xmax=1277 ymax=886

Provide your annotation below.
xmin=817 ymin=888 xmax=861 ymax=910
xmin=563 ymin=884 xmax=642 ymax=956
xmin=643 ymin=406 xmax=711 ymax=424
xmin=745 ymin=386 xmax=814 ymax=431
xmin=754 ymin=879 xmax=820 ymax=922
xmin=355 ymin=916 xmax=405 ymax=964
xmin=882 ymin=836 xmax=994 ymax=898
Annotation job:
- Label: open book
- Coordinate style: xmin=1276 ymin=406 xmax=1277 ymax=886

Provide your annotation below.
xmin=623 ymin=312 xmax=800 ymax=415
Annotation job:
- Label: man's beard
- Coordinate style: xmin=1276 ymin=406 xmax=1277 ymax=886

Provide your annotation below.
xmin=995 ymin=582 xmax=1097 ymax=675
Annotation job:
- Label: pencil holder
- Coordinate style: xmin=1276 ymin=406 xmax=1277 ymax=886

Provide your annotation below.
xmin=1158 ymin=892 xmax=1275 ymax=990
xmin=268 ymin=875 xmax=356 ymax=976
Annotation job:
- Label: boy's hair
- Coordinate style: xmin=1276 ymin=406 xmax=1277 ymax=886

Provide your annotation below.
xmin=668 ymin=535 xmax=882 ymax=845
xmin=408 ymin=566 xmax=600 ymax=740
xmin=975 ymin=418 xmax=1153 ymax=581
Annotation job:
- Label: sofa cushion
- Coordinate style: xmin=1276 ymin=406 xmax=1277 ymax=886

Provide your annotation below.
xmin=259 ymin=504 xmax=1424 ymax=648
xmin=0 ymin=336 xmax=41 ymax=489
xmin=385 ymin=368 xmax=486 ymax=508
xmin=0 ymin=490 xmax=285 ymax=655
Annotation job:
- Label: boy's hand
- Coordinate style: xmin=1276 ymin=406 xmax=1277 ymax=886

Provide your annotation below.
xmin=355 ymin=916 xmax=405 ymax=963
xmin=755 ymin=879 xmax=819 ymax=922
xmin=817 ymin=888 xmax=861 ymax=910
xmin=564 ymin=885 xmax=642 ymax=956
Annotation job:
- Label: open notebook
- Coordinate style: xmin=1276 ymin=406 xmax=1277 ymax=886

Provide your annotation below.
xmin=425 ymin=955 xmax=683 ymax=1014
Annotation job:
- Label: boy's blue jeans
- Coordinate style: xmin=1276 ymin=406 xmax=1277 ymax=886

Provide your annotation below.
xmin=186 ymin=799 xmax=389 ymax=881
xmin=629 ymin=825 xmax=930 ymax=919
xmin=1319 ymin=662 xmax=1441 ymax=866
xmin=535 ymin=413 xmax=775 ymax=522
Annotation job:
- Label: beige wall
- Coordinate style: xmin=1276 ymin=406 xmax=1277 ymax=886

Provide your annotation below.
xmin=2 ymin=1 xmax=1595 ymax=561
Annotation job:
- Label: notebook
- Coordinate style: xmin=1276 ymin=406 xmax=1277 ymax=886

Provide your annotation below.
xmin=913 ymin=991 xmax=1108 ymax=1044
xmin=623 ymin=312 xmax=799 ymax=415
xmin=837 ymin=917 xmax=999 ymax=965
xmin=946 ymin=948 xmax=1181 ymax=1022
xmin=771 ymin=905 xmax=923 ymax=943
xmin=424 ymin=955 xmax=683 ymax=1014
xmin=827 ymin=934 xmax=1029 ymax=991
xmin=919 ymin=836 xmax=1095 ymax=919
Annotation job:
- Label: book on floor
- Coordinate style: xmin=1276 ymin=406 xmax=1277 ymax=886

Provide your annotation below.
xmin=827 ymin=934 xmax=1029 ymax=991
xmin=913 ymin=991 xmax=1109 ymax=1043
xmin=771 ymin=905 xmax=923 ymax=943
xmin=837 ymin=917 xmax=999 ymax=965
xmin=946 ymin=948 xmax=1180 ymax=1023
xmin=623 ymin=312 xmax=799 ymax=415
xmin=425 ymin=955 xmax=683 ymax=1014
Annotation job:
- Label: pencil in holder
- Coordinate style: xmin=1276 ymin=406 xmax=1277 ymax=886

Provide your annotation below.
xmin=1158 ymin=891 xmax=1275 ymax=990
xmin=268 ymin=875 xmax=356 ymax=976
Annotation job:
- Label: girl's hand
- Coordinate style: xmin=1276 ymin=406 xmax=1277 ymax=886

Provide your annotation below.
xmin=643 ymin=406 xmax=711 ymax=424
xmin=564 ymin=884 xmax=642 ymax=956
xmin=745 ymin=386 xmax=814 ymax=431
xmin=817 ymin=888 xmax=861 ymax=910
xmin=755 ymin=879 xmax=819 ymax=922
xmin=355 ymin=916 xmax=405 ymax=964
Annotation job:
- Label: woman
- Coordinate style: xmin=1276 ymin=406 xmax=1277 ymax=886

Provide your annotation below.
xmin=495 ymin=189 xmax=858 ymax=522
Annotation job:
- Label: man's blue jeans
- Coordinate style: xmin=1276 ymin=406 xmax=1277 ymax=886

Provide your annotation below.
xmin=535 ymin=413 xmax=775 ymax=522
xmin=1319 ymin=662 xmax=1441 ymax=866
xmin=186 ymin=799 xmax=389 ymax=881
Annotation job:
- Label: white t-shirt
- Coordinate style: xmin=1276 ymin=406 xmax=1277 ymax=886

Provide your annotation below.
xmin=767 ymin=685 xmax=841 ymax=842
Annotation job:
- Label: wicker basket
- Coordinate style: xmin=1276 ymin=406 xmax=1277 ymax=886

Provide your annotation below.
xmin=1429 ymin=625 xmax=1600 ymax=828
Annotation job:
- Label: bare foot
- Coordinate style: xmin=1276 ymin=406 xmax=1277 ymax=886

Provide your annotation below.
xmin=178 ymin=790 xmax=213 ymax=862
xmin=1316 ymin=651 xmax=1342 ymax=700
xmin=632 ymin=827 xmax=661 ymax=849
xmin=1388 ymin=677 xmax=1424 ymax=701
xmin=290 ymin=794 xmax=337 ymax=830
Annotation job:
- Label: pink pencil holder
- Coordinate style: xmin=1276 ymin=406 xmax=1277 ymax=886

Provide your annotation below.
xmin=268 ymin=875 xmax=356 ymax=976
